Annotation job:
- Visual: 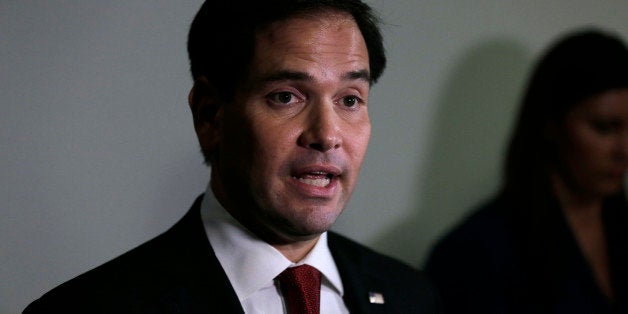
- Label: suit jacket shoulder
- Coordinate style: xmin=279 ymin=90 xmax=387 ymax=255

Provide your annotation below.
xmin=329 ymin=231 xmax=441 ymax=313
xmin=23 ymin=196 xmax=243 ymax=314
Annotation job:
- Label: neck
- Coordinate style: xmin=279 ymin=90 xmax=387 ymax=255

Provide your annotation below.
xmin=551 ymin=174 xmax=614 ymax=300
xmin=273 ymin=236 xmax=321 ymax=263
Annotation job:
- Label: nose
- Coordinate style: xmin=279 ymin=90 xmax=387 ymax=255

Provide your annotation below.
xmin=297 ymin=101 xmax=342 ymax=152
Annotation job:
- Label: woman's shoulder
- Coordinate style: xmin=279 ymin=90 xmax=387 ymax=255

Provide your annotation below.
xmin=425 ymin=195 xmax=518 ymax=272
xmin=442 ymin=197 xmax=512 ymax=245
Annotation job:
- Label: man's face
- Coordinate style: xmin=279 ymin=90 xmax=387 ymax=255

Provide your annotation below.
xmin=210 ymin=11 xmax=371 ymax=243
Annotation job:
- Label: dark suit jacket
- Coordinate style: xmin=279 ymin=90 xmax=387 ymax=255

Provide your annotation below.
xmin=25 ymin=195 xmax=440 ymax=313
xmin=425 ymin=194 xmax=628 ymax=314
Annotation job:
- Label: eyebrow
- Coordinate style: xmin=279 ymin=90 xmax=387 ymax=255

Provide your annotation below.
xmin=262 ymin=70 xmax=312 ymax=82
xmin=258 ymin=69 xmax=371 ymax=84
xmin=341 ymin=69 xmax=371 ymax=83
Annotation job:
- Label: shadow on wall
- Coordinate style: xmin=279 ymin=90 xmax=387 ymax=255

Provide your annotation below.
xmin=372 ymin=37 xmax=531 ymax=268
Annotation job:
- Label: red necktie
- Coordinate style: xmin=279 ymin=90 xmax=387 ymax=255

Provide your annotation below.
xmin=276 ymin=265 xmax=322 ymax=314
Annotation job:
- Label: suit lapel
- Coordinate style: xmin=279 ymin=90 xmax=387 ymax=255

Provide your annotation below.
xmin=328 ymin=232 xmax=388 ymax=314
xmin=156 ymin=195 xmax=244 ymax=313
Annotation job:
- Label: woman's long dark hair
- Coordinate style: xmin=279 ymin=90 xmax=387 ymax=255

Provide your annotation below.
xmin=504 ymin=28 xmax=628 ymax=198
xmin=501 ymin=28 xmax=628 ymax=307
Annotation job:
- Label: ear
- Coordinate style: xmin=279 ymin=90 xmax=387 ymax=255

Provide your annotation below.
xmin=188 ymin=77 xmax=223 ymax=161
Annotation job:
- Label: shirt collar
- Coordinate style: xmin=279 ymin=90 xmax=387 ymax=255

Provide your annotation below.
xmin=200 ymin=182 xmax=344 ymax=301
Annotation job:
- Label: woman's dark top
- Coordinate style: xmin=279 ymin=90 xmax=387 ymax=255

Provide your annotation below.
xmin=424 ymin=193 xmax=628 ymax=314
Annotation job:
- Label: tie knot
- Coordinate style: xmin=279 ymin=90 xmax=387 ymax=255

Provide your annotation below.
xmin=276 ymin=265 xmax=321 ymax=314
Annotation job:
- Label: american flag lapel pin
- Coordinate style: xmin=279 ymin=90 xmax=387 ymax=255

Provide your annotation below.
xmin=369 ymin=292 xmax=385 ymax=304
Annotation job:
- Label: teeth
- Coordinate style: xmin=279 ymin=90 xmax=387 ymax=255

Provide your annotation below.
xmin=298 ymin=177 xmax=331 ymax=187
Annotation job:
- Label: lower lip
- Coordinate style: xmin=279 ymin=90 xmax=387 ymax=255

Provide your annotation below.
xmin=290 ymin=176 xmax=338 ymax=198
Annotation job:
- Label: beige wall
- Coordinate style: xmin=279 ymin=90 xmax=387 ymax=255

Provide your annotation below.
xmin=2 ymin=1 xmax=627 ymax=312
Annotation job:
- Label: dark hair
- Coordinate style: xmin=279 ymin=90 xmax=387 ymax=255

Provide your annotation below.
xmin=504 ymin=28 xmax=628 ymax=196
xmin=187 ymin=0 xmax=386 ymax=101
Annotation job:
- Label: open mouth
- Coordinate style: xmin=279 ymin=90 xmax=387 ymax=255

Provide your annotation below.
xmin=293 ymin=171 xmax=335 ymax=187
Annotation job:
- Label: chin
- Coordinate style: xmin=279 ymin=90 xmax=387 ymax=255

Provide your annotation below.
xmin=297 ymin=205 xmax=342 ymax=231
xmin=596 ymin=183 xmax=624 ymax=198
xmin=275 ymin=217 xmax=334 ymax=240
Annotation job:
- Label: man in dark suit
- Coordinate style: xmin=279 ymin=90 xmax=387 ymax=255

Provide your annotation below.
xmin=24 ymin=1 xmax=440 ymax=313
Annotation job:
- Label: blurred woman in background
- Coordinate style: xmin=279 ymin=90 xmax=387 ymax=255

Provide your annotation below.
xmin=425 ymin=29 xmax=628 ymax=313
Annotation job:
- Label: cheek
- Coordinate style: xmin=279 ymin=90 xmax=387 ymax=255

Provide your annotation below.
xmin=248 ymin=120 xmax=301 ymax=170
xmin=359 ymin=124 xmax=371 ymax=153
xmin=563 ymin=127 xmax=610 ymax=175
xmin=348 ymin=120 xmax=371 ymax=163
xmin=219 ymin=110 xmax=264 ymax=176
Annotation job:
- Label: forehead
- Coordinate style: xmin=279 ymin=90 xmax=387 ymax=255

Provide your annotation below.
xmin=248 ymin=10 xmax=369 ymax=77
xmin=259 ymin=10 xmax=358 ymax=40
xmin=573 ymin=88 xmax=628 ymax=117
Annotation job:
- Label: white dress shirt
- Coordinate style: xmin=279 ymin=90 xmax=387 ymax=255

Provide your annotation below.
xmin=200 ymin=183 xmax=349 ymax=314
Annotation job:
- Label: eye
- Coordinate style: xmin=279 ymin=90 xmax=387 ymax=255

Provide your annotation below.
xmin=267 ymin=91 xmax=302 ymax=106
xmin=339 ymin=95 xmax=363 ymax=108
xmin=591 ymin=119 xmax=620 ymax=135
